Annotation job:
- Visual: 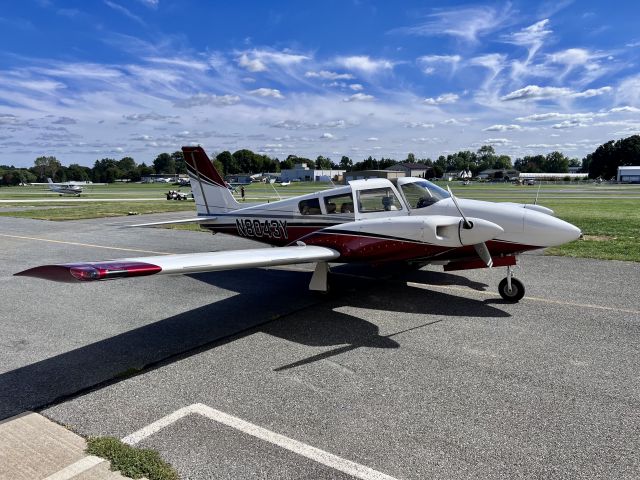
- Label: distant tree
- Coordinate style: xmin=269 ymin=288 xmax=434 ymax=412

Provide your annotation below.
xmin=212 ymin=159 xmax=224 ymax=175
xmin=588 ymin=135 xmax=640 ymax=179
xmin=543 ymin=151 xmax=569 ymax=173
xmin=339 ymin=156 xmax=353 ymax=170
xmin=493 ymin=155 xmax=513 ymax=170
xmin=406 ymin=153 xmax=416 ymax=163
xmin=315 ymin=155 xmax=332 ymax=169
xmin=137 ymin=162 xmax=154 ymax=178
xmin=171 ymin=151 xmax=186 ymax=174
xmin=118 ymin=157 xmax=137 ymax=181
xmin=66 ymin=164 xmax=91 ymax=182
xmin=216 ymin=151 xmax=237 ymax=175
xmin=33 ymin=156 xmax=60 ymax=180
xmin=153 ymin=153 xmax=175 ymax=174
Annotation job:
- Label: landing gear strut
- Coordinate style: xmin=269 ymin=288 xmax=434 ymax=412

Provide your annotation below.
xmin=498 ymin=265 xmax=525 ymax=302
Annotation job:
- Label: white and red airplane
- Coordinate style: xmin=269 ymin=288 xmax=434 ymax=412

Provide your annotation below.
xmin=16 ymin=146 xmax=582 ymax=302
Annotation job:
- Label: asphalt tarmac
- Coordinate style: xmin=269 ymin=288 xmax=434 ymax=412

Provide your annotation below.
xmin=1 ymin=214 xmax=638 ymax=479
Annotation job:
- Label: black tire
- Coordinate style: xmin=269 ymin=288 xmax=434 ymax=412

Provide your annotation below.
xmin=498 ymin=277 xmax=525 ymax=302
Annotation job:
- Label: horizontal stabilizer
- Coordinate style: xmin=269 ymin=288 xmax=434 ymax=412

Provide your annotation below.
xmin=127 ymin=216 xmax=217 ymax=227
xmin=15 ymin=245 xmax=340 ymax=283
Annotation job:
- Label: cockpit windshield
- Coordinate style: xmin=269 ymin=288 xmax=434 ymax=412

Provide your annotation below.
xmin=400 ymin=180 xmax=451 ymax=209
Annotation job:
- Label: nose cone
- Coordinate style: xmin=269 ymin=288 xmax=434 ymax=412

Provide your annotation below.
xmin=524 ymin=209 xmax=581 ymax=247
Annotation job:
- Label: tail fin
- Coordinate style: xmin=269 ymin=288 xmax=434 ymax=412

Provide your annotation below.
xmin=182 ymin=146 xmax=241 ymax=215
xmin=47 ymin=178 xmax=53 ymax=184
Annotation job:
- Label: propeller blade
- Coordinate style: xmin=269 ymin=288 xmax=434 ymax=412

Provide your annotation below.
xmin=447 ymin=185 xmax=472 ymax=229
xmin=473 ymin=242 xmax=493 ymax=268
xmin=534 ymin=182 xmax=542 ymax=205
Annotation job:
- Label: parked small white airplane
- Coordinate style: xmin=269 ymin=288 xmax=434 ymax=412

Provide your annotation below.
xmin=17 ymin=147 xmax=582 ymax=302
xmin=46 ymin=178 xmax=83 ymax=196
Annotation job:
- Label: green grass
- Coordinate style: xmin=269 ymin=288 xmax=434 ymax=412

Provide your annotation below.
xmin=0 ymin=201 xmax=195 ymax=220
xmin=86 ymin=436 xmax=178 ymax=480
xmin=2 ymin=181 xmax=639 ymax=261
xmin=543 ymin=199 xmax=640 ymax=262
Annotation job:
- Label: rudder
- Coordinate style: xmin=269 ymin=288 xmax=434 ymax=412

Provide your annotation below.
xmin=182 ymin=146 xmax=240 ymax=215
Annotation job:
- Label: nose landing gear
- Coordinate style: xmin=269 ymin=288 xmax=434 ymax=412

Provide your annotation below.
xmin=498 ymin=265 xmax=525 ymax=302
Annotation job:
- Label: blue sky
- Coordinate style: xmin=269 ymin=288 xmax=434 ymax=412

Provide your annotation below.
xmin=1 ymin=0 xmax=639 ymax=167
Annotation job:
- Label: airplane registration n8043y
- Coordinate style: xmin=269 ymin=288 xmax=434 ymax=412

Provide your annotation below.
xmin=16 ymin=146 xmax=581 ymax=302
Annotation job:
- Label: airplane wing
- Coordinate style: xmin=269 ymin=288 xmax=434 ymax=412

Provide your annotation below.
xmin=15 ymin=245 xmax=340 ymax=283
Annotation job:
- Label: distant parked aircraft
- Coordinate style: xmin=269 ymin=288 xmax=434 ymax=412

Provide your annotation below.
xmin=45 ymin=178 xmax=83 ymax=196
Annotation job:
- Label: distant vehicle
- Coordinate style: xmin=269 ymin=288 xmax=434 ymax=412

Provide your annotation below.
xmin=279 ymin=181 xmax=291 ymax=186
xmin=461 ymin=180 xmax=470 ymax=186
xmin=525 ymin=179 xmax=535 ymax=186
xmin=45 ymin=178 xmax=83 ymax=196
xmin=166 ymin=190 xmax=189 ymax=200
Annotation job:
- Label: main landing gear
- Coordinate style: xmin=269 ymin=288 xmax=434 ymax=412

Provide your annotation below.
xmin=498 ymin=265 xmax=525 ymax=302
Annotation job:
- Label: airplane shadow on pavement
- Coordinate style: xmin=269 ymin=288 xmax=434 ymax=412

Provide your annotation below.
xmin=0 ymin=267 xmax=506 ymax=420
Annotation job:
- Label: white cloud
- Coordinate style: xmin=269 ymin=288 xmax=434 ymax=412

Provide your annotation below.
xmin=304 ymin=70 xmax=354 ymax=80
xmin=470 ymin=53 xmax=507 ymax=77
xmin=392 ymin=5 xmax=512 ymax=43
xmin=500 ymin=84 xmax=611 ymax=101
xmin=237 ymin=49 xmax=310 ymax=72
xmin=403 ymin=122 xmax=435 ymax=129
xmin=516 ymin=112 xmax=602 ymax=122
xmin=572 ymin=86 xmax=612 ymax=98
xmin=249 ymin=88 xmax=284 ymax=99
xmin=417 ymin=55 xmax=461 ymax=75
xmin=173 ymin=94 xmax=241 ymax=108
xmin=423 ymin=93 xmax=459 ymax=105
xmin=616 ymin=74 xmax=640 ymax=106
xmin=610 ymin=106 xmax=640 ymax=113
xmin=483 ymin=124 xmax=523 ymax=132
xmin=367 ymin=137 xmax=378 ymax=141
xmin=349 ymin=83 xmax=364 ymax=91
xmin=502 ymin=19 xmax=552 ymax=62
xmin=320 ymin=132 xmax=334 ymax=139
xmin=344 ymin=93 xmax=375 ymax=102
xmin=335 ymin=56 xmax=393 ymax=74
xmin=238 ymin=53 xmax=266 ymax=72
xmin=144 ymin=57 xmax=209 ymax=71
xmin=484 ymin=138 xmax=511 ymax=145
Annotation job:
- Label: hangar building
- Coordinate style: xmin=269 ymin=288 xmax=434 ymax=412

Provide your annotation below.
xmin=617 ymin=166 xmax=640 ymax=183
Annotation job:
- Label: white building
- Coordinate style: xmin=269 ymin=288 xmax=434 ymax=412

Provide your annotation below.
xmin=617 ymin=166 xmax=640 ymax=183
xmin=280 ymin=162 xmax=345 ymax=182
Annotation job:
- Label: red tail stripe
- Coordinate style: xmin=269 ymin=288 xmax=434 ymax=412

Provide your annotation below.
xmin=182 ymin=146 xmax=226 ymax=187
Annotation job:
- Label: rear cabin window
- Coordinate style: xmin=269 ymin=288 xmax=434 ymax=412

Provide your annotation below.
xmin=323 ymin=194 xmax=355 ymax=214
xmin=357 ymin=188 xmax=403 ymax=212
xmin=299 ymin=198 xmax=322 ymax=215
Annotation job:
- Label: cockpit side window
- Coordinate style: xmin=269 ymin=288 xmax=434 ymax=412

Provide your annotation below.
xmin=357 ymin=188 xmax=403 ymax=212
xmin=400 ymin=180 xmax=450 ymax=209
xmin=323 ymin=193 xmax=354 ymax=215
xmin=299 ymin=198 xmax=322 ymax=215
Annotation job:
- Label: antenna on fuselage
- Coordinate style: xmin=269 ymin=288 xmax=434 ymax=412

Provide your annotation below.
xmin=534 ymin=182 xmax=542 ymax=205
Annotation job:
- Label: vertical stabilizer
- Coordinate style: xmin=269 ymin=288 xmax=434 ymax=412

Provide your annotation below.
xmin=182 ymin=146 xmax=241 ymax=215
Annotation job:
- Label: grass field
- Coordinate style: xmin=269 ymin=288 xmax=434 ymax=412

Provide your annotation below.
xmin=1 ymin=181 xmax=638 ymax=262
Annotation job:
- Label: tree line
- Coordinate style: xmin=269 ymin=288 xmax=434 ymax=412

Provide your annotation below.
xmin=1 ymin=135 xmax=637 ymax=186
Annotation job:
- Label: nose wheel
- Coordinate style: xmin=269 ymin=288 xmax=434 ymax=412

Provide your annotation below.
xmin=498 ymin=266 xmax=525 ymax=302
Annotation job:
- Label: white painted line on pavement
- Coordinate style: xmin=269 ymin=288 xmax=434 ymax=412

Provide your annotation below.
xmin=43 ymin=455 xmax=104 ymax=480
xmin=407 ymin=282 xmax=640 ymax=315
xmin=0 ymin=233 xmax=171 ymax=255
xmin=122 ymin=403 xmax=400 ymax=480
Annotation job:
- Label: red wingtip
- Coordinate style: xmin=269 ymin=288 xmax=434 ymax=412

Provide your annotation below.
xmin=182 ymin=146 xmax=226 ymax=187
xmin=15 ymin=262 xmax=162 ymax=283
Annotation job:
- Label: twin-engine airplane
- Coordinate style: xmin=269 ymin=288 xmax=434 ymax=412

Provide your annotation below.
xmin=16 ymin=146 xmax=582 ymax=302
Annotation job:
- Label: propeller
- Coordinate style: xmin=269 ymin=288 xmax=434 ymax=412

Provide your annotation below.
xmin=534 ymin=182 xmax=542 ymax=205
xmin=447 ymin=185 xmax=494 ymax=268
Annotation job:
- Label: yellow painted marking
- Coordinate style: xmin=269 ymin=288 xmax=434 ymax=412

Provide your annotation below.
xmin=407 ymin=282 xmax=640 ymax=315
xmin=0 ymin=233 xmax=171 ymax=255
